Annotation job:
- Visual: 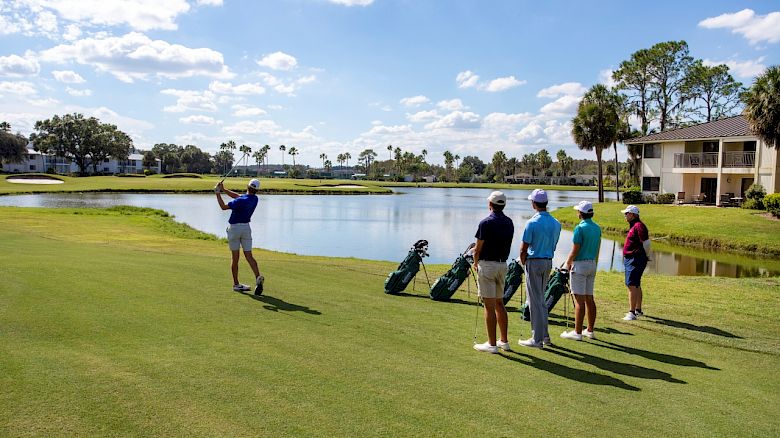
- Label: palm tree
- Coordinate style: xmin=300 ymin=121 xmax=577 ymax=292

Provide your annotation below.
xmin=319 ymin=153 xmax=327 ymax=169
xmin=491 ymin=151 xmax=507 ymax=182
xmin=253 ymin=150 xmax=264 ymax=176
xmin=387 ymin=144 xmax=393 ymax=161
xmin=571 ymin=84 xmax=622 ymax=202
xmin=337 ymin=153 xmax=345 ymax=168
xmin=262 ymin=145 xmax=271 ymax=173
xmin=443 ymin=150 xmax=454 ymax=181
xmin=742 ymin=65 xmax=780 ymax=149
xmin=393 ymin=147 xmax=402 ymax=176
xmin=324 ymin=159 xmax=332 ymax=173
xmin=238 ymin=144 xmax=252 ymax=175
xmin=279 ymin=145 xmax=286 ymax=166
xmin=288 ymin=147 xmax=298 ymax=166
xmin=344 ymin=152 xmax=352 ymax=168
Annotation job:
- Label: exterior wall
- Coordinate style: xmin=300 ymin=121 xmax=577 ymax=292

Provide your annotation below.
xmin=3 ymin=149 xmax=160 ymax=175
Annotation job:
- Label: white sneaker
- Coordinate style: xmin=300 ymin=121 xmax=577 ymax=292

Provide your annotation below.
xmin=473 ymin=342 xmax=498 ymax=354
xmin=518 ymin=338 xmax=543 ymax=348
xmin=560 ymin=331 xmax=583 ymax=341
xmin=583 ymin=330 xmax=596 ymax=340
xmin=254 ymin=275 xmax=264 ymax=295
xmin=635 ymin=309 xmax=644 ymax=317
xmin=496 ymin=340 xmax=512 ymax=351
xmin=543 ymin=336 xmax=553 ymax=346
xmin=233 ymin=284 xmax=251 ymax=292
xmin=623 ymin=312 xmax=637 ymax=321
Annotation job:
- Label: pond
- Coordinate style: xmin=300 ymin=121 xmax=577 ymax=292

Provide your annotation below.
xmin=1 ymin=187 xmax=777 ymax=278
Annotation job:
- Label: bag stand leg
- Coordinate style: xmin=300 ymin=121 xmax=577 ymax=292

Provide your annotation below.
xmin=518 ymin=282 xmax=523 ymax=339
xmin=469 ymin=267 xmax=481 ymax=345
xmin=419 ymin=259 xmax=432 ymax=290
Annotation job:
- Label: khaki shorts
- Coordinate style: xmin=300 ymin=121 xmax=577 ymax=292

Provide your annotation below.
xmin=570 ymin=260 xmax=597 ymax=295
xmin=226 ymin=223 xmax=252 ymax=251
xmin=477 ymin=261 xmax=508 ymax=299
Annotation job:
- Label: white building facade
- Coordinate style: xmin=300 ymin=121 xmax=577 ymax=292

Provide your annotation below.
xmin=626 ymin=116 xmax=779 ymax=205
xmin=3 ymin=148 xmax=160 ymax=175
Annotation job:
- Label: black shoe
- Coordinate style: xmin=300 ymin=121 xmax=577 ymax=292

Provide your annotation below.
xmin=254 ymin=275 xmax=264 ymax=295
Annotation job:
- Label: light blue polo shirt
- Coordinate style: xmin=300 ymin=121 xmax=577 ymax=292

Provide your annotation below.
xmin=572 ymin=218 xmax=602 ymax=261
xmin=522 ymin=211 xmax=561 ymax=259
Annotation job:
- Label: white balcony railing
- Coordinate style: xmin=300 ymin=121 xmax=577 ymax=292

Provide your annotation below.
xmin=722 ymin=151 xmax=755 ymax=168
xmin=673 ymin=152 xmax=718 ymax=168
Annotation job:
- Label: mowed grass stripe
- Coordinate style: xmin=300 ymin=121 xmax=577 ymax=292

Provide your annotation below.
xmin=1 ymin=207 xmax=779 ymax=436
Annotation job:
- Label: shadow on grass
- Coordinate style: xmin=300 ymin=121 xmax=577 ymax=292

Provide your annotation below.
xmin=395 ymin=291 xmax=481 ymax=307
xmin=546 ymin=344 xmax=686 ymax=384
xmin=590 ymin=339 xmax=720 ymax=370
xmin=545 ymin=318 xmax=634 ymax=336
xmin=501 ymin=350 xmax=640 ymax=391
xmin=645 ymin=315 xmax=742 ymax=339
xmin=240 ymin=292 xmax=322 ymax=315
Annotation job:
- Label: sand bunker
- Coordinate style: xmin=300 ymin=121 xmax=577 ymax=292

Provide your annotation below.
xmin=6 ymin=177 xmax=64 ymax=185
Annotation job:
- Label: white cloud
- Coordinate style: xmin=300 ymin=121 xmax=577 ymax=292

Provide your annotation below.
xmin=257 ymin=72 xmax=312 ymax=96
xmin=703 ymin=57 xmax=767 ymax=79
xmin=35 ymin=10 xmax=59 ymax=35
xmin=437 ymin=98 xmax=466 ymax=111
xmin=407 ymin=110 xmax=439 ymax=123
xmin=257 ymin=51 xmax=298 ymax=71
xmin=457 ymin=70 xmax=525 ymax=92
xmin=400 ymin=95 xmax=430 ymax=107
xmin=66 ymin=87 xmax=92 ymax=96
xmin=208 ymin=80 xmax=265 ymax=95
xmin=328 ymin=0 xmax=374 ymax=6
xmin=232 ymin=104 xmax=267 ymax=117
xmin=52 ymin=70 xmax=86 ymax=84
xmin=39 ymin=32 xmax=232 ymax=83
xmin=540 ymin=94 xmax=581 ymax=115
xmin=0 ymin=54 xmax=40 ymax=77
xmin=456 ymin=70 xmax=479 ymax=89
xmin=482 ymin=112 xmax=534 ymax=130
xmin=537 ymin=82 xmax=586 ymax=98
xmin=699 ymin=9 xmax=780 ymax=44
xmin=196 ymin=0 xmax=224 ymax=5
xmin=161 ymin=89 xmax=218 ymax=113
xmin=0 ymin=81 xmax=37 ymax=95
xmin=598 ymin=69 xmax=617 ymax=88
xmin=425 ymin=111 xmax=481 ymax=130
xmin=484 ymin=76 xmax=525 ymax=92
xmin=297 ymin=75 xmax=316 ymax=85
xmin=44 ymin=0 xmax=191 ymax=31
xmin=63 ymin=24 xmax=82 ymax=41
xmin=179 ymin=115 xmax=216 ymax=125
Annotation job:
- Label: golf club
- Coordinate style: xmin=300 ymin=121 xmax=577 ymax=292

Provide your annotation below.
xmin=469 ymin=265 xmax=481 ymax=345
xmin=219 ymin=151 xmax=250 ymax=184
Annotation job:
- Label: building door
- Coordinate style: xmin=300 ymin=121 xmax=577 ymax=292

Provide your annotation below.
xmin=741 ymin=178 xmax=754 ymax=196
xmin=701 ymin=178 xmax=717 ymax=204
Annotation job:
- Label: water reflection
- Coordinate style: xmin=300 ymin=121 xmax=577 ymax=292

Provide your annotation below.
xmin=0 ymin=188 xmax=776 ymax=278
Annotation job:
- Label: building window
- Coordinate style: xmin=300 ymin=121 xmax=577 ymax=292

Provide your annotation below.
xmin=642 ymin=177 xmax=660 ymax=191
xmin=30 ymin=165 xmax=36 ymax=170
xmin=643 ymin=144 xmax=661 ymax=158
xmin=104 ymin=158 xmax=110 ymax=163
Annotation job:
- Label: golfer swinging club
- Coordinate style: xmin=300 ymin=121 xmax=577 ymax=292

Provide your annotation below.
xmin=215 ymin=179 xmax=264 ymax=295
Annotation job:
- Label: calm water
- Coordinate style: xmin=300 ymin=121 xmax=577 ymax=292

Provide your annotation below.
xmin=1 ymin=188 xmax=776 ymax=278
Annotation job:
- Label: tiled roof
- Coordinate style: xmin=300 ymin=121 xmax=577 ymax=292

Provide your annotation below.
xmin=625 ymin=115 xmax=752 ymax=143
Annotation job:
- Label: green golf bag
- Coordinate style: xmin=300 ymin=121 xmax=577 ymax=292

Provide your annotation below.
xmin=519 ymin=268 xmax=570 ymax=321
xmin=502 ymin=259 xmax=524 ymax=305
xmin=384 ymin=240 xmax=429 ymax=294
xmin=429 ymin=243 xmax=475 ymax=301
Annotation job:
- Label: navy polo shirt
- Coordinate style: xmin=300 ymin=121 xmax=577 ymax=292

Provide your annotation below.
xmin=475 ymin=211 xmax=514 ymax=261
xmin=227 ymin=193 xmax=259 ymax=224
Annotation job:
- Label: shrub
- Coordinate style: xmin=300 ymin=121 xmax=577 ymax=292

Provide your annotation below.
xmin=116 ymin=173 xmax=146 ymax=178
xmin=622 ymin=187 xmax=644 ymax=204
xmin=162 ymin=173 xmax=202 ymax=179
xmin=143 ymin=169 xmax=157 ymax=176
xmin=743 ymin=184 xmax=766 ymax=210
xmin=656 ymin=193 xmax=675 ymax=204
xmin=764 ymin=193 xmax=780 ymax=218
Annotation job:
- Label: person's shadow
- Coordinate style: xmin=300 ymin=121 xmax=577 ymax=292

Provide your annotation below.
xmin=501 ymin=350 xmax=640 ymax=392
xmin=645 ymin=315 xmax=742 ymax=339
xmin=590 ymin=339 xmax=719 ymax=370
xmin=239 ymin=292 xmax=322 ymax=315
xmin=546 ymin=344 xmax=686 ymax=384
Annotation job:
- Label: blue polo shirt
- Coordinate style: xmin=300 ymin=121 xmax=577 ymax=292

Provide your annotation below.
xmin=227 ymin=194 xmax=258 ymax=224
xmin=475 ymin=211 xmax=514 ymax=261
xmin=522 ymin=211 xmax=561 ymax=259
xmin=572 ymin=218 xmax=602 ymax=261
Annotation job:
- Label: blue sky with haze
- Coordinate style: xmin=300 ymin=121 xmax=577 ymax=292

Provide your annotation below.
xmin=0 ymin=0 xmax=778 ymax=165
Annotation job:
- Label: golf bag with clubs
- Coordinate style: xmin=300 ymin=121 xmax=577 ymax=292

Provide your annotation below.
xmin=502 ymin=258 xmax=525 ymax=305
xmin=429 ymin=243 xmax=475 ymax=301
xmin=384 ymin=240 xmax=429 ymax=294
xmin=519 ymin=267 xmax=570 ymax=321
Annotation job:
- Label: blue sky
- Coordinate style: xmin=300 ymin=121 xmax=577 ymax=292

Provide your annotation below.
xmin=1 ymin=0 xmax=778 ymax=165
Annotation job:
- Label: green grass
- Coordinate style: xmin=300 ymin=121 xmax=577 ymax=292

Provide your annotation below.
xmin=552 ymin=202 xmax=780 ymax=257
xmin=0 ymin=174 xmax=391 ymax=195
xmin=1 ymin=206 xmax=779 ymax=436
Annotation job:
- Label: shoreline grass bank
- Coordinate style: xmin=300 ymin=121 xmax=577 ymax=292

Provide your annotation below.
xmin=552 ymin=202 xmax=780 ymax=257
xmin=1 ymin=206 xmax=778 ymax=436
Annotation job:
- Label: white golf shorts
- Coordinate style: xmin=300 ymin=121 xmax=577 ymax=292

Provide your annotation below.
xmin=570 ymin=260 xmax=597 ymax=295
xmin=226 ymin=223 xmax=252 ymax=251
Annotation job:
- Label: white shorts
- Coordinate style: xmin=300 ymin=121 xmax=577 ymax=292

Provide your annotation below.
xmin=477 ymin=261 xmax=507 ymax=299
xmin=226 ymin=223 xmax=252 ymax=251
xmin=570 ymin=260 xmax=597 ymax=295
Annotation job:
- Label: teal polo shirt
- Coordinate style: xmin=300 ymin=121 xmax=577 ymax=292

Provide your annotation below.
xmin=521 ymin=211 xmax=561 ymax=259
xmin=572 ymin=218 xmax=602 ymax=261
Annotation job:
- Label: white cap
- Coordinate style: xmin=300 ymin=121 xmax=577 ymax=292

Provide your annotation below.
xmin=487 ymin=191 xmax=507 ymax=205
xmin=248 ymin=178 xmax=261 ymax=190
xmin=621 ymin=205 xmax=640 ymax=215
xmin=573 ymin=200 xmax=594 ymax=213
xmin=527 ymin=188 xmax=548 ymax=203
